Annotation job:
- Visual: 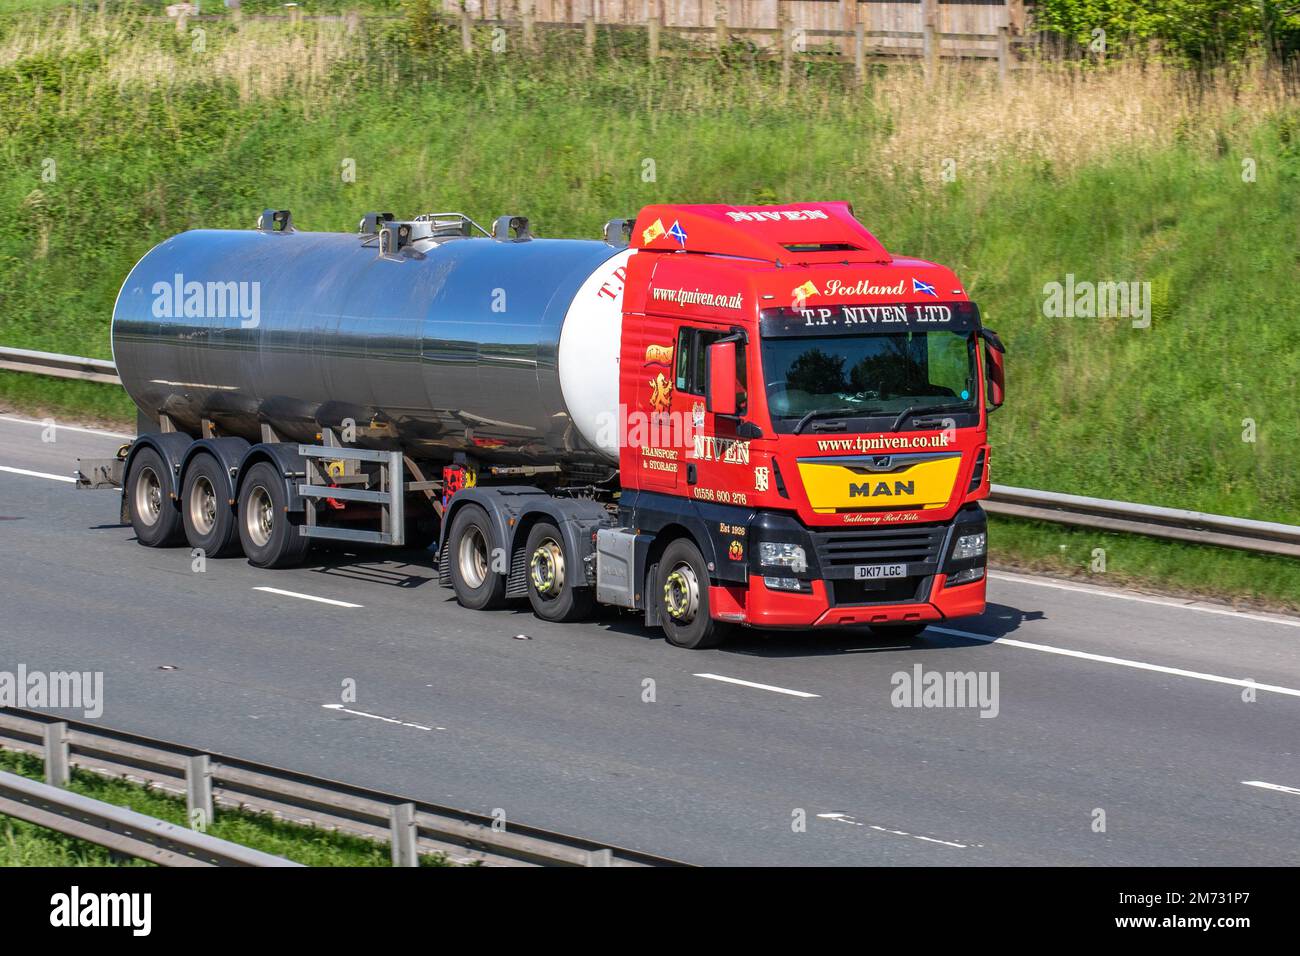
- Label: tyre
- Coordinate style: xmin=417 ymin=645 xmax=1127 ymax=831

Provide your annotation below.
xmin=657 ymin=538 xmax=727 ymax=649
xmin=181 ymin=453 xmax=242 ymax=558
xmin=525 ymin=520 xmax=594 ymax=623
xmin=868 ymin=623 xmax=929 ymax=640
xmin=126 ymin=446 xmax=184 ymax=547
xmin=447 ymin=504 xmax=507 ymax=610
xmin=237 ymin=460 xmax=309 ymax=568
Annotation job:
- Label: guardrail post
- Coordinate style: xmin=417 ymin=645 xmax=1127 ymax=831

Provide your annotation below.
xmin=44 ymin=722 xmax=70 ymax=787
xmin=586 ymin=848 xmax=613 ymax=866
xmin=186 ymin=755 xmax=213 ymax=831
xmin=714 ymin=5 xmax=726 ymax=52
xmin=585 ymin=6 xmax=596 ymax=56
xmin=997 ymin=24 xmax=1009 ymax=83
xmin=460 ymin=2 xmax=473 ymax=53
xmin=390 ymin=802 xmax=418 ymax=867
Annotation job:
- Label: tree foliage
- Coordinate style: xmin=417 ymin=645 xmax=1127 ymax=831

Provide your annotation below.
xmin=1033 ymin=0 xmax=1300 ymax=62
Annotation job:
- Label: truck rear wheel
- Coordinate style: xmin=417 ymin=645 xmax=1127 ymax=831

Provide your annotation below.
xmin=126 ymin=446 xmax=184 ymax=548
xmin=181 ymin=453 xmax=241 ymax=558
xmin=237 ymin=460 xmax=309 ymax=568
xmin=657 ymin=539 xmax=727 ymax=649
xmin=525 ymin=521 xmax=594 ymax=623
xmin=448 ymin=504 xmax=507 ymax=611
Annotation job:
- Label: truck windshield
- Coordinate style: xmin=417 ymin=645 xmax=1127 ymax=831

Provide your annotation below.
xmin=760 ymin=330 xmax=978 ymax=433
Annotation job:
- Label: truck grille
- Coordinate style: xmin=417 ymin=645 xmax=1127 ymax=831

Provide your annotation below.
xmin=810 ymin=524 xmax=947 ymax=569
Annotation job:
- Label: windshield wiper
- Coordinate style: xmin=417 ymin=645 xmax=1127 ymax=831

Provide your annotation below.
xmin=792 ymin=407 xmax=870 ymax=434
xmin=888 ymin=402 xmax=972 ymax=432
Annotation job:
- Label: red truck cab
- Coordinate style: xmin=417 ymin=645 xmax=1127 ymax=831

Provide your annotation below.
xmin=613 ymin=202 xmax=1004 ymax=647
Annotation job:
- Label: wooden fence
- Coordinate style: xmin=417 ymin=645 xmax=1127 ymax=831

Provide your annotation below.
xmin=437 ymin=0 xmax=1025 ymax=74
xmin=165 ymin=1 xmax=1029 ymax=75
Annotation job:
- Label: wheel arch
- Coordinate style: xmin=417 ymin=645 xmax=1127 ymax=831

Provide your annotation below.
xmin=179 ymin=437 xmax=250 ymax=504
xmin=235 ymin=442 xmax=308 ymax=512
xmin=122 ymin=432 xmax=194 ymax=512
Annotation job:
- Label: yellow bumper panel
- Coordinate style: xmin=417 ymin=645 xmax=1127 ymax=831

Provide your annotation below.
xmin=796 ymin=454 xmax=961 ymax=513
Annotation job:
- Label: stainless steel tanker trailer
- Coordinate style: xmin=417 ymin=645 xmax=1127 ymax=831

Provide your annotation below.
xmin=80 ymin=204 xmax=1004 ymax=648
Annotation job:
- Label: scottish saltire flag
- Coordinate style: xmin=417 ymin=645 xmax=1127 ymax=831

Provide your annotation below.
xmin=668 ymin=220 xmax=688 ymax=246
xmin=912 ymin=277 xmax=937 ymax=297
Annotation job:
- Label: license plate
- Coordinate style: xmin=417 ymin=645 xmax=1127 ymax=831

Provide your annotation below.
xmin=854 ymin=563 xmax=908 ymax=580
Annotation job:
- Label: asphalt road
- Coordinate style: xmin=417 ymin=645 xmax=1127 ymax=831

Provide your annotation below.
xmin=1 ymin=413 xmax=1298 ymax=865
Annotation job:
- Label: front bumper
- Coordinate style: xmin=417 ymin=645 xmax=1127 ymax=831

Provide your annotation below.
xmin=712 ymin=571 xmax=986 ymax=629
xmin=712 ymin=505 xmax=988 ymax=629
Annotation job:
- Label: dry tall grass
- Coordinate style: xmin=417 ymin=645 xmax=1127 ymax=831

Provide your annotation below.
xmin=3 ymin=10 xmax=1292 ymax=169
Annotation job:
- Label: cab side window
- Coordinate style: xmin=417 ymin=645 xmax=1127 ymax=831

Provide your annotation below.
xmin=674 ymin=326 xmax=747 ymax=413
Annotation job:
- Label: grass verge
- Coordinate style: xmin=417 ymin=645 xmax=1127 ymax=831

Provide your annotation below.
xmin=0 ymin=748 xmax=450 ymax=866
xmin=990 ymin=515 xmax=1300 ymax=612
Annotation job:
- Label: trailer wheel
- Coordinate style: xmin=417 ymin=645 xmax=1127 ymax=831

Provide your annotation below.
xmin=237 ymin=460 xmax=309 ymax=569
xmin=181 ymin=453 xmax=241 ymax=558
xmin=657 ymin=539 xmax=727 ymax=649
xmin=524 ymin=520 xmax=594 ymax=623
xmin=447 ymin=504 xmax=507 ymax=611
xmin=126 ymin=446 xmax=184 ymax=547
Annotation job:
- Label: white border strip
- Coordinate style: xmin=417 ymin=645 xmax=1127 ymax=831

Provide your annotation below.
xmin=930 ymin=626 xmax=1300 ymax=699
xmin=989 ymin=570 xmax=1300 ymax=630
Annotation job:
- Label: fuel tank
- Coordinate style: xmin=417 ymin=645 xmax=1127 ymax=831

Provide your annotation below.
xmin=110 ymin=224 xmax=632 ymax=465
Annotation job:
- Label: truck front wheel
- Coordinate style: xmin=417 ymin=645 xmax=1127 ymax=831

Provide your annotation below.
xmin=525 ymin=520 xmax=594 ymax=623
xmin=237 ymin=461 xmax=309 ymax=568
xmin=126 ymin=446 xmax=184 ymax=548
xmin=657 ymin=539 xmax=727 ymax=649
xmin=448 ymin=504 xmax=507 ymax=611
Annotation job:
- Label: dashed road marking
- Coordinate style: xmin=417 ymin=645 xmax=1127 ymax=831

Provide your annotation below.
xmin=253 ymin=586 xmax=362 ymax=608
xmin=0 ymin=465 xmax=75 ymax=483
xmin=321 ymin=704 xmax=442 ymax=731
xmin=693 ymin=673 xmax=820 ymax=699
xmin=1242 ymin=780 xmax=1300 ymax=796
xmin=818 ymin=812 xmax=973 ymax=848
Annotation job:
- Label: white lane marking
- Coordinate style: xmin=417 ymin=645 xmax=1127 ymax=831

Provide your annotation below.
xmin=930 ymin=625 xmax=1300 ymax=700
xmin=321 ymin=704 xmax=441 ymax=731
xmin=1242 ymin=780 xmax=1300 ymax=796
xmin=990 ymin=570 xmax=1300 ymax=630
xmin=0 ymin=464 xmax=75 ymax=483
xmin=818 ymin=812 xmax=972 ymax=849
xmin=693 ymin=673 xmax=820 ymax=699
xmin=0 ymin=414 xmax=132 ymax=439
xmin=253 ymin=586 xmax=362 ymax=608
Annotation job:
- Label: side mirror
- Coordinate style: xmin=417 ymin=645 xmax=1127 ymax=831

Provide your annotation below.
xmin=706 ymin=340 xmax=737 ymax=417
xmin=983 ymin=334 xmax=1005 ymax=409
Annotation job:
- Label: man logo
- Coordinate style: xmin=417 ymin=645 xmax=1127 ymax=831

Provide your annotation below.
xmin=849 ymin=480 xmax=914 ymax=498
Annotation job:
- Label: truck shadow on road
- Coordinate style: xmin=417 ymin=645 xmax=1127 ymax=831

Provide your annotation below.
xmin=301 ymin=546 xmax=440 ymax=590
xmin=692 ymin=602 xmax=1048 ymax=659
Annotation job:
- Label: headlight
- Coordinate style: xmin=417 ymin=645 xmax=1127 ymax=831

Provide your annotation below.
xmin=948 ymin=567 xmax=985 ymax=586
xmin=953 ymin=532 xmax=987 ymax=560
xmin=763 ymin=575 xmax=806 ymax=592
xmin=758 ymin=542 xmax=807 ymax=572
